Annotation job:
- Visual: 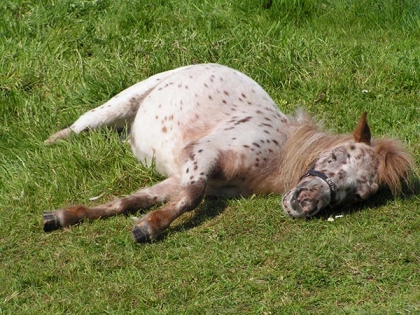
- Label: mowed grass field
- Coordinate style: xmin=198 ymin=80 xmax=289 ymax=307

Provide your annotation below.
xmin=1 ymin=0 xmax=420 ymax=313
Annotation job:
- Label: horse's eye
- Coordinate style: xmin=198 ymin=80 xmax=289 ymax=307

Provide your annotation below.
xmin=328 ymin=152 xmax=337 ymax=164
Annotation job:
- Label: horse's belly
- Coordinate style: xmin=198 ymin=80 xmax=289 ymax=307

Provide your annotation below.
xmin=129 ymin=63 xmax=286 ymax=178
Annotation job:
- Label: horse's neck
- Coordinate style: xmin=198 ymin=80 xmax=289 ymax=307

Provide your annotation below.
xmin=246 ymin=122 xmax=352 ymax=195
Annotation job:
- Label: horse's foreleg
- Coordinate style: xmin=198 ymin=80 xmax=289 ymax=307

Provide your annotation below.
xmin=43 ymin=177 xmax=179 ymax=232
xmin=132 ymin=179 xmax=207 ymax=243
xmin=132 ymin=137 xmax=223 ymax=243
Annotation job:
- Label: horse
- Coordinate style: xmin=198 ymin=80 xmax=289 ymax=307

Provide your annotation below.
xmin=43 ymin=64 xmax=414 ymax=243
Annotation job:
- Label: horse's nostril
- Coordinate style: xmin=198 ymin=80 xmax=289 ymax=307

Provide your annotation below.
xmin=290 ymin=187 xmax=305 ymax=213
xmin=292 ymin=187 xmax=305 ymax=201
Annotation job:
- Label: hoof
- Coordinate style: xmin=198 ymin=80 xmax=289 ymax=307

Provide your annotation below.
xmin=43 ymin=212 xmax=62 ymax=232
xmin=44 ymin=128 xmax=72 ymax=145
xmin=132 ymin=225 xmax=152 ymax=243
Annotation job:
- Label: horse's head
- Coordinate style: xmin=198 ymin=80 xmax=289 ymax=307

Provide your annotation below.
xmin=282 ymin=112 xmax=413 ymax=218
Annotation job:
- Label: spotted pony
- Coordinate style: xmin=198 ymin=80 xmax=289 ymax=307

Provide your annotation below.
xmin=44 ymin=64 xmax=413 ymax=242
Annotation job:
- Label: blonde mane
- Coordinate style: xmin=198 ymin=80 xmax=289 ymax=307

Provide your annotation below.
xmin=278 ymin=114 xmax=352 ymax=191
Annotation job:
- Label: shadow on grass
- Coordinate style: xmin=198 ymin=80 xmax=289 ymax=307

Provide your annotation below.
xmin=154 ymin=189 xmax=394 ymax=242
xmin=315 ymin=176 xmax=420 ymax=220
xmin=42 ymin=174 xmax=419 ymax=243
xmin=155 ymin=177 xmax=420 ymax=242
xmin=156 ymin=198 xmax=230 ymax=243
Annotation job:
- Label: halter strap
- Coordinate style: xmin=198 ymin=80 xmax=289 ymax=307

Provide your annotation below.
xmin=300 ymin=169 xmax=337 ymax=205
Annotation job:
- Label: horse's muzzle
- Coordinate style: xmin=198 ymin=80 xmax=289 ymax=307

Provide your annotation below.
xmin=282 ymin=178 xmax=332 ymax=218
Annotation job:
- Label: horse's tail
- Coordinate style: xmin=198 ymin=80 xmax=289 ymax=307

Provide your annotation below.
xmin=45 ymin=65 xmax=194 ymax=144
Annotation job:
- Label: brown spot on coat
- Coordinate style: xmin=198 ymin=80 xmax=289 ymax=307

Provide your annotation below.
xmin=234 ymin=116 xmax=252 ymax=125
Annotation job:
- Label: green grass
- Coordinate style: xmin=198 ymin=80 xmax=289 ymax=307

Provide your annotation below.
xmin=1 ymin=0 xmax=420 ymax=314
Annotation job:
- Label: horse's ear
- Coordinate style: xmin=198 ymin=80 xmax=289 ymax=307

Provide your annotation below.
xmin=353 ymin=112 xmax=371 ymax=145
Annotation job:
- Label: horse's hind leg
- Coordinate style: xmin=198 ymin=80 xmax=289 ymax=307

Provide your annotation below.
xmin=44 ymin=87 xmax=142 ymax=144
xmin=45 ymin=65 xmax=194 ymax=144
xmin=43 ymin=177 xmax=180 ymax=232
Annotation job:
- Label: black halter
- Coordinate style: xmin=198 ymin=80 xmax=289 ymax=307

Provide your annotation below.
xmin=300 ymin=169 xmax=337 ymax=205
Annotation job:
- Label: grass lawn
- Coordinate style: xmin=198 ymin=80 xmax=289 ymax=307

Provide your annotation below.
xmin=1 ymin=0 xmax=419 ymax=314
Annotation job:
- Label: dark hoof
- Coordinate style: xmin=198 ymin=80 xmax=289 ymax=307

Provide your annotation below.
xmin=132 ymin=225 xmax=152 ymax=243
xmin=43 ymin=212 xmax=62 ymax=232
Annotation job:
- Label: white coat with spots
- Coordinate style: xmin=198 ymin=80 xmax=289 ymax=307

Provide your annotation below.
xmin=44 ymin=64 xmax=413 ymax=242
